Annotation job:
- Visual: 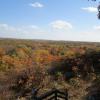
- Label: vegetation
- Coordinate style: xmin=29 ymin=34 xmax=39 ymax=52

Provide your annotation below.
xmin=88 ymin=0 xmax=100 ymax=19
xmin=0 ymin=39 xmax=100 ymax=100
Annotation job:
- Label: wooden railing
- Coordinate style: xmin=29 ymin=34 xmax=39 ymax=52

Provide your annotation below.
xmin=31 ymin=88 xmax=68 ymax=100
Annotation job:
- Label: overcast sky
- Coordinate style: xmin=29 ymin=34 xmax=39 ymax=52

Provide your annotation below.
xmin=0 ymin=0 xmax=100 ymax=42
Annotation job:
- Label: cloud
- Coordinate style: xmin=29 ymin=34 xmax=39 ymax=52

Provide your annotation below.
xmin=94 ymin=25 xmax=100 ymax=30
xmin=29 ymin=25 xmax=39 ymax=29
xmin=0 ymin=24 xmax=17 ymax=33
xmin=50 ymin=20 xmax=72 ymax=30
xmin=0 ymin=23 xmax=43 ymax=35
xmin=82 ymin=7 xmax=97 ymax=13
xmin=29 ymin=2 xmax=44 ymax=8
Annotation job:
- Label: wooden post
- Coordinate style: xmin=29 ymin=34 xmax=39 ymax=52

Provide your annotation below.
xmin=31 ymin=88 xmax=68 ymax=100
xmin=65 ymin=90 xmax=68 ymax=100
xmin=55 ymin=91 xmax=57 ymax=100
xmin=31 ymin=88 xmax=39 ymax=100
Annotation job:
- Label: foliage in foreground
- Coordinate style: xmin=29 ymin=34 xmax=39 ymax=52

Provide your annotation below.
xmin=0 ymin=39 xmax=100 ymax=100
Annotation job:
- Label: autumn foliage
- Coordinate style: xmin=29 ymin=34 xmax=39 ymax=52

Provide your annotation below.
xmin=0 ymin=39 xmax=100 ymax=99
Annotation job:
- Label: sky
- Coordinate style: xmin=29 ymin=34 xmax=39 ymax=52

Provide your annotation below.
xmin=0 ymin=0 xmax=100 ymax=42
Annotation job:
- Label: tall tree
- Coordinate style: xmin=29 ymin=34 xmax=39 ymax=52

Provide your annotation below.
xmin=89 ymin=0 xmax=100 ymax=19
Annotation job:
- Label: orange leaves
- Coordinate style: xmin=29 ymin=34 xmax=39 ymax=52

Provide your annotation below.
xmin=32 ymin=49 xmax=63 ymax=65
xmin=33 ymin=50 xmax=51 ymax=65
xmin=0 ymin=48 xmax=5 ymax=57
xmin=2 ymin=55 xmax=14 ymax=65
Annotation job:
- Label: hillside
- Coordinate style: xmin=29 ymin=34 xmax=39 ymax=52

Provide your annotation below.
xmin=0 ymin=38 xmax=100 ymax=100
